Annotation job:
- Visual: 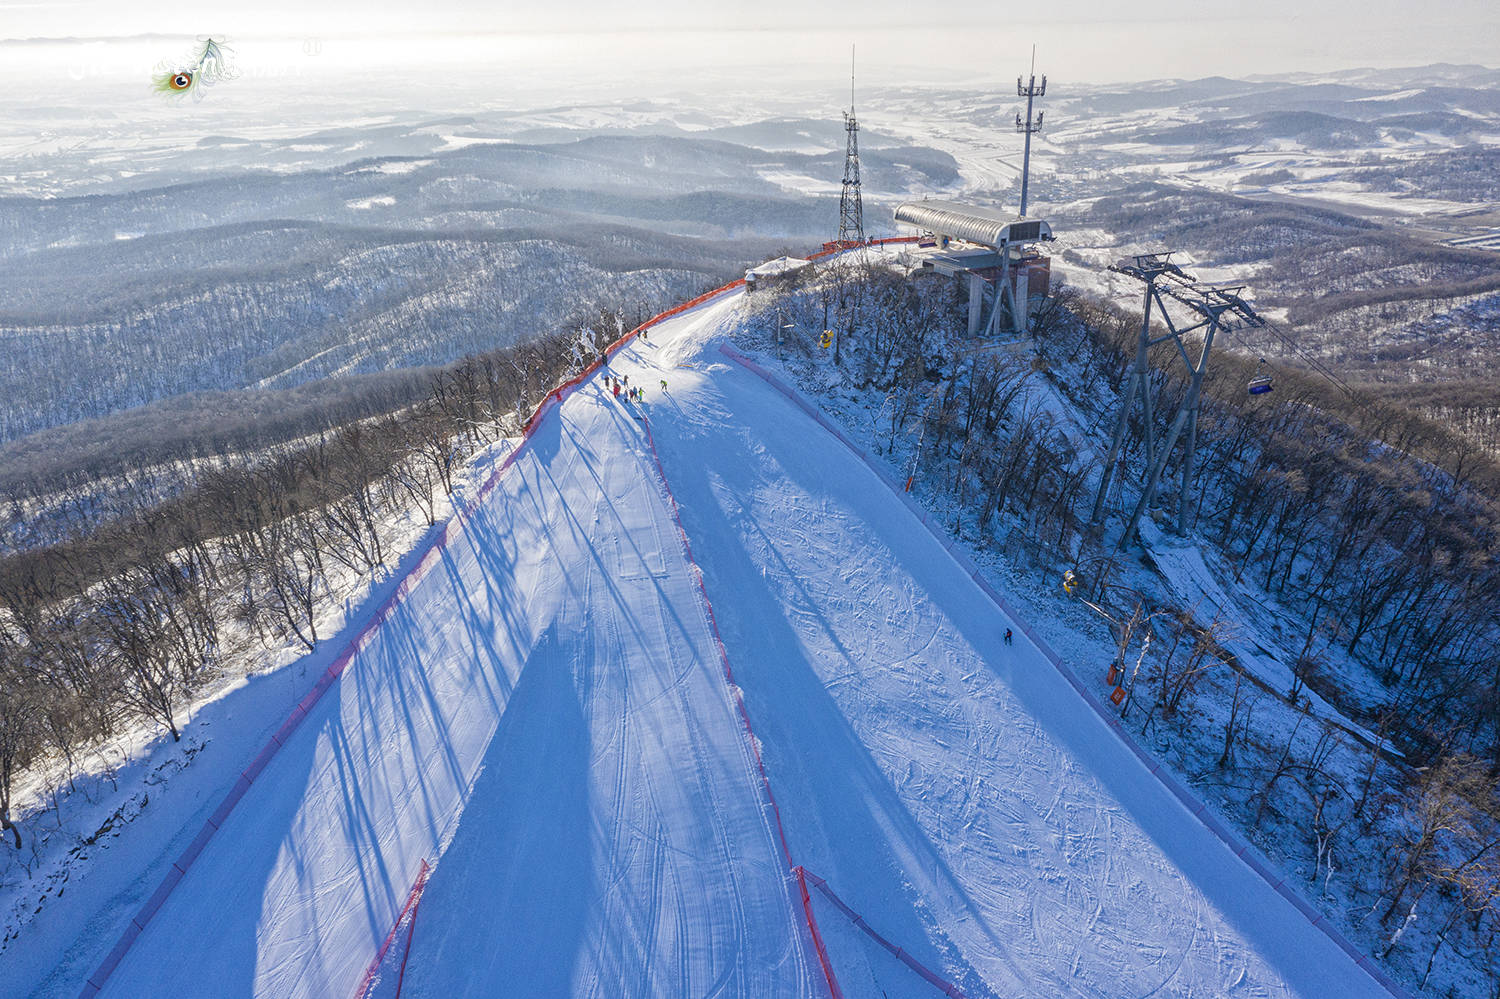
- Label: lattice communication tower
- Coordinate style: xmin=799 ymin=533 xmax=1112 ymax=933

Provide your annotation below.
xmin=838 ymin=46 xmax=865 ymax=245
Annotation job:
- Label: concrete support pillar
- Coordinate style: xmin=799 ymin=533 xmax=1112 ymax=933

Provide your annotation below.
xmin=967 ymin=273 xmax=984 ymax=336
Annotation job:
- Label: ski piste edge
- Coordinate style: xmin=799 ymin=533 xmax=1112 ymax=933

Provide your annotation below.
xmin=716 ymin=342 xmax=1412 ymax=999
xmin=76 ymin=239 xmax=911 ymax=999
xmin=352 ymin=859 xmax=431 ymax=999
xmin=638 ymin=410 xmax=843 ymax=998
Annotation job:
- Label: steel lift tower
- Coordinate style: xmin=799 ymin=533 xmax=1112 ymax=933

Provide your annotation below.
xmin=1089 ymin=253 xmax=1183 ymax=530
xmin=838 ymin=45 xmax=865 ymax=246
xmin=1016 ymin=48 xmax=1045 ymax=218
xmin=1090 ymin=253 xmax=1263 ymax=545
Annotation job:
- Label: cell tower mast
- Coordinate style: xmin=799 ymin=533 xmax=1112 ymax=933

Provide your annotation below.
xmin=838 ymin=44 xmax=865 ymax=245
xmin=1016 ymin=46 xmax=1045 ymax=218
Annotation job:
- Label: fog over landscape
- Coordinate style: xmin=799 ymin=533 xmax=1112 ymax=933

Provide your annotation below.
xmin=5 ymin=21 xmax=1499 ymax=461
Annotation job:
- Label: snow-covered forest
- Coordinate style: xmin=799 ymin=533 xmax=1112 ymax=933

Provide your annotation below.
xmin=737 ymin=256 xmax=1500 ymax=995
xmin=3 ymin=49 xmax=1500 ymax=997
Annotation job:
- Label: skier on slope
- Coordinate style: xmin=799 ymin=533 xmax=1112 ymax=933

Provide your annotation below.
xmin=1004 ymin=628 xmax=1013 ymax=646
xmin=612 ymin=379 xmax=620 ymax=399
xmin=660 ymin=379 xmax=667 ymax=392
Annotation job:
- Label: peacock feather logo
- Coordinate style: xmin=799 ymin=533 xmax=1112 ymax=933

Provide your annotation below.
xmin=152 ymin=38 xmax=237 ymax=101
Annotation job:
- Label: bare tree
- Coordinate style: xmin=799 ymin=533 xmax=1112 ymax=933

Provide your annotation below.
xmin=0 ymin=631 xmax=45 ymax=849
xmin=1382 ymin=754 xmax=1491 ymax=931
xmin=91 ymin=590 xmax=175 ymax=743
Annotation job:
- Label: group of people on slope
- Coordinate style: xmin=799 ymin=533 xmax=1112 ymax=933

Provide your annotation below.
xmin=610 ymin=375 xmax=643 ymax=403
xmin=608 ymin=372 xmax=668 ymax=404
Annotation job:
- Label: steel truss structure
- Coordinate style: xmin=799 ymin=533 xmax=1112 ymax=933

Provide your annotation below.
xmin=1090 ymin=252 xmax=1264 ymax=544
xmin=837 ymin=48 xmax=865 ymax=246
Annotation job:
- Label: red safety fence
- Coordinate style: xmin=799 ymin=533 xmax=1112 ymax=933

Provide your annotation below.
xmin=523 ymin=237 xmax=918 ymax=438
xmin=353 ymin=859 xmax=432 ymax=999
xmin=75 ymin=238 xmax=898 ymax=999
xmin=638 ymin=416 xmax=843 ymax=999
xmin=77 ymin=429 xmax=539 ymax=997
xmin=718 ymin=346 xmax=1413 ymax=999
xmin=806 ymin=235 xmax=920 ymax=262
xmin=796 ymin=866 xmax=969 ymax=999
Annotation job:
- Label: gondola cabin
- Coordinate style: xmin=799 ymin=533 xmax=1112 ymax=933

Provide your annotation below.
xmin=1247 ymin=361 xmax=1274 ymax=396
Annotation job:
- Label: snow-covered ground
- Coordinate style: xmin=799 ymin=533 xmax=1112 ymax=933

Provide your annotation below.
xmin=626 ymin=294 xmax=1395 ymax=998
xmin=3 ymin=435 xmax=513 ymax=991
xmin=60 ymin=340 xmax=815 ymax=997
xmin=1142 ymin=534 xmax=1397 ymax=753
xmin=15 ymin=280 xmax=1408 ymax=997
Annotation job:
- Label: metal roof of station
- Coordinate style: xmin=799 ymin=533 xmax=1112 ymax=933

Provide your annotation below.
xmin=893 ymin=200 xmax=1051 ymax=249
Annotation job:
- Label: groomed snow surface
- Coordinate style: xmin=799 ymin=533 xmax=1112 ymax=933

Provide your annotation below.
xmin=64 ymin=287 xmax=1393 ymax=998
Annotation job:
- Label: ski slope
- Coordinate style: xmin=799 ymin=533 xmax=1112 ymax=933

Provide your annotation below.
xmin=91 ymin=329 xmax=817 ymax=996
xmin=570 ymin=296 xmax=1392 ymax=999
xmin=82 ymin=282 xmax=1396 ymax=998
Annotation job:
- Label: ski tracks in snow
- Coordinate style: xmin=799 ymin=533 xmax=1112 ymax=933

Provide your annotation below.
xmin=80 ymin=284 xmax=1392 ymax=999
xmin=395 ymin=381 xmax=817 ymax=998
xmin=88 ymin=361 xmax=816 ymax=998
xmin=633 ymin=323 xmax=1394 ymax=999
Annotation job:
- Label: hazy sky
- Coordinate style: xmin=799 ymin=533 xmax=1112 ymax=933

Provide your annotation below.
xmin=2 ymin=0 xmax=1494 ymax=39
xmin=1 ymin=0 xmax=1497 ymax=88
